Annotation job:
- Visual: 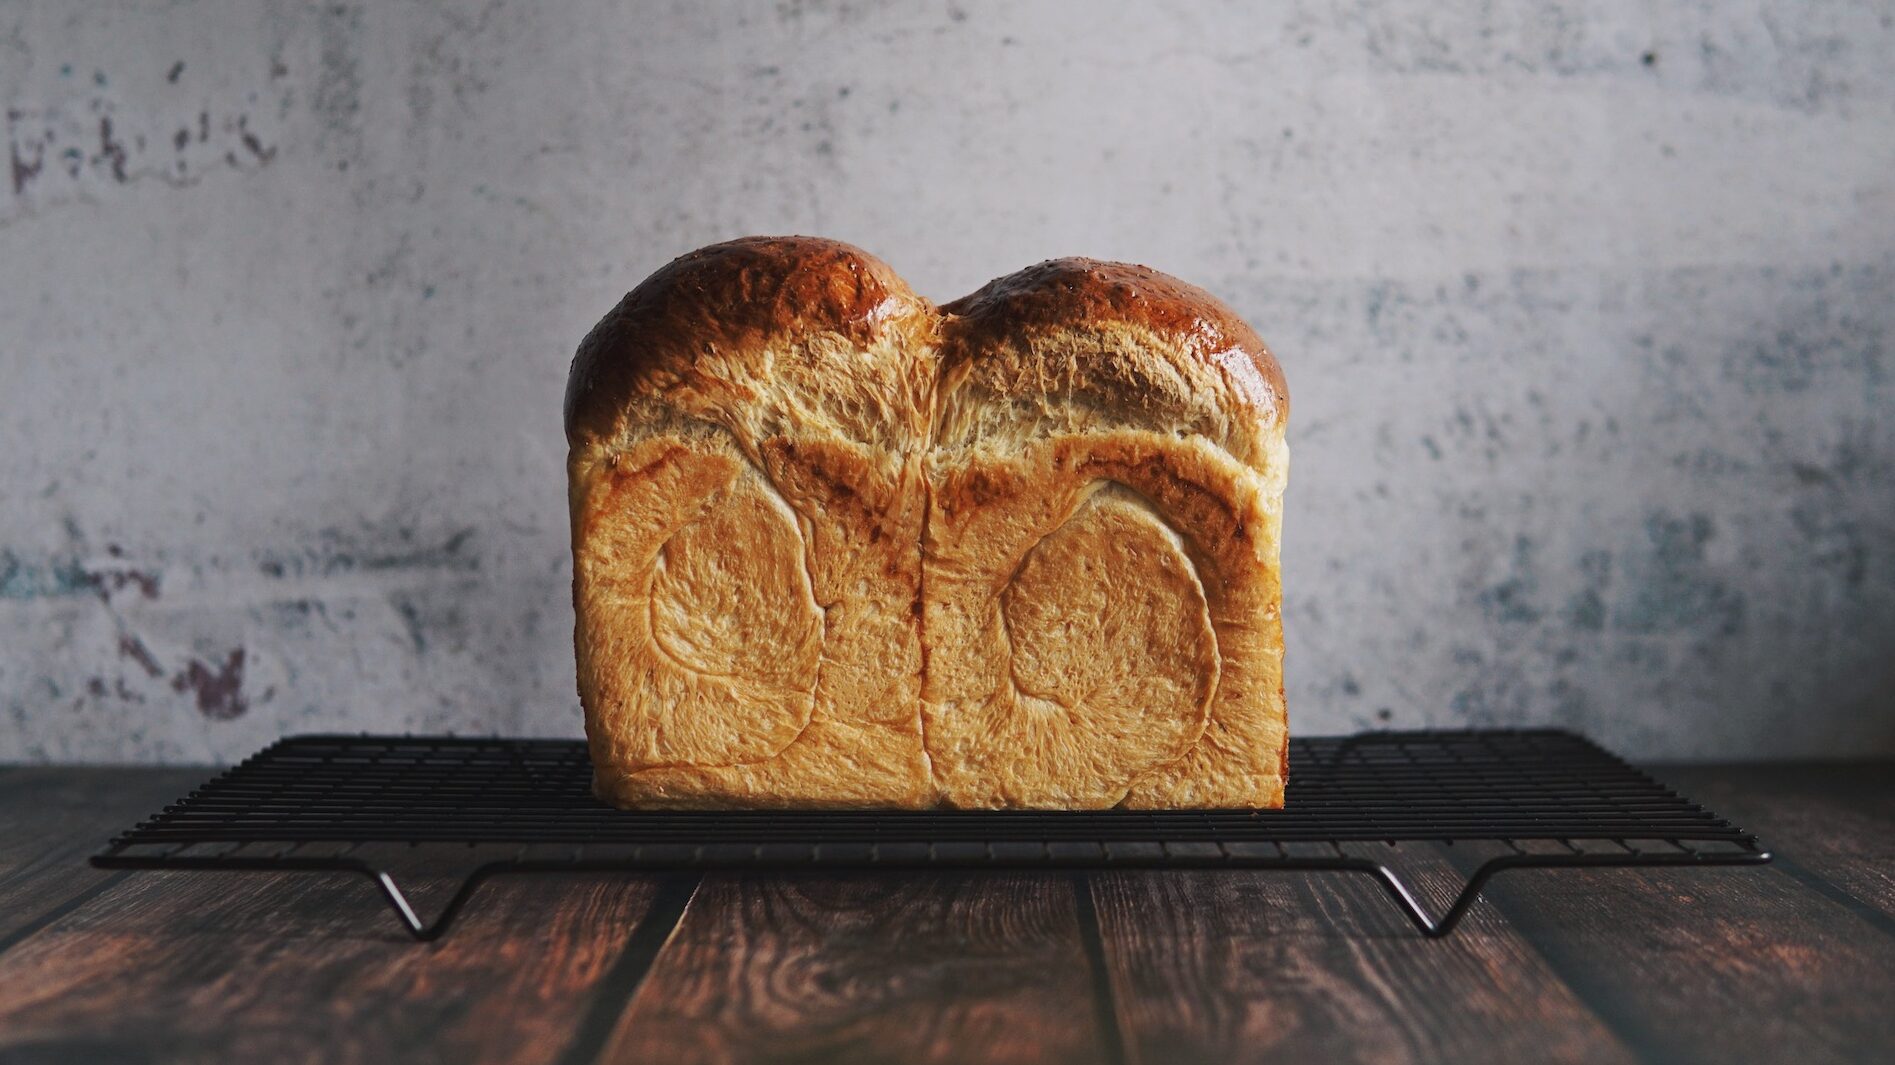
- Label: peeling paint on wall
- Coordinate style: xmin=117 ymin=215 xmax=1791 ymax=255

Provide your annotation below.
xmin=171 ymin=648 xmax=251 ymax=721
xmin=4 ymin=87 xmax=283 ymax=219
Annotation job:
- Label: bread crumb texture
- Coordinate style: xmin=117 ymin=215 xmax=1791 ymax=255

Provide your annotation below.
xmin=569 ymin=237 xmax=1287 ymax=809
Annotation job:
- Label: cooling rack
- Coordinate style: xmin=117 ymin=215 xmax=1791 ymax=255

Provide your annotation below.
xmin=91 ymin=728 xmax=1769 ymax=940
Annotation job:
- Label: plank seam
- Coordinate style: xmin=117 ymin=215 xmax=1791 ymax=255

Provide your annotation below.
xmin=1433 ymin=850 xmax=1661 ymax=1065
xmin=1072 ymin=872 xmax=1134 ymax=1065
xmin=554 ymin=872 xmax=704 ymax=1065
xmin=0 ymin=871 xmax=131 ymax=959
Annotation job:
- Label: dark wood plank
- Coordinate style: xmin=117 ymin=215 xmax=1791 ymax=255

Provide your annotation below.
xmin=1090 ymin=846 xmax=1636 ymax=1065
xmin=0 ymin=766 xmax=207 ymax=945
xmin=1659 ymin=762 xmax=1895 ymax=921
xmin=0 ymin=862 xmax=687 ymax=1065
xmin=4 ymin=763 xmax=1888 ymax=1064
xmin=596 ymin=872 xmax=1112 ymax=1065
xmin=1475 ymin=848 xmax=1895 ymax=1065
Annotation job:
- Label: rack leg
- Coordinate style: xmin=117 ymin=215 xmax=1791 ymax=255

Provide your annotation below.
xmin=1365 ymin=850 xmax=1775 ymax=939
xmin=1344 ymin=857 xmax=1505 ymax=938
xmin=364 ymin=866 xmax=495 ymax=942
xmin=1354 ymin=858 xmax=1546 ymax=938
xmin=1356 ymin=862 xmax=1455 ymax=937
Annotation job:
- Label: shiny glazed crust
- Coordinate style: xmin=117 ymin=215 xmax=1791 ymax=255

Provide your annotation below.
xmin=569 ymin=237 xmax=1287 ymax=809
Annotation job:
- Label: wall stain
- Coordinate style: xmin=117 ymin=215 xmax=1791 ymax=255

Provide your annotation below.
xmin=1548 ymin=676 xmax=1594 ymax=731
xmin=1562 ymin=549 xmax=1611 ymax=631
xmin=255 ymin=525 xmax=480 ymax=580
xmin=1615 ymin=511 xmax=1745 ymax=636
xmin=1791 ymin=502 xmax=1869 ymax=588
xmin=315 ymin=3 xmax=365 ymax=161
xmin=171 ymin=648 xmax=247 ymax=721
xmin=1723 ymin=277 xmax=1886 ymax=395
xmin=6 ymin=61 xmax=284 ymax=217
xmin=91 ymin=566 xmax=160 ymax=599
xmin=395 ymin=596 xmax=428 ymax=652
xmin=1790 ymin=461 xmax=1831 ymax=485
xmin=0 ymin=548 xmax=160 ymax=601
xmin=96 ymin=114 xmax=128 ymax=181
xmin=1477 ymin=535 xmax=1542 ymax=625
xmin=7 ymin=109 xmax=43 ymax=195
xmin=1 ymin=550 xmax=83 ymax=599
xmin=118 ymin=634 xmax=165 ymax=678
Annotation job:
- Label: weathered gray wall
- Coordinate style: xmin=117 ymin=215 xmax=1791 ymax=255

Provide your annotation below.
xmin=2 ymin=1 xmax=1890 ymax=763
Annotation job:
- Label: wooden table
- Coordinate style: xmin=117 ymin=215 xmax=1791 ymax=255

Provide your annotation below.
xmin=0 ymin=763 xmax=1888 ymax=1064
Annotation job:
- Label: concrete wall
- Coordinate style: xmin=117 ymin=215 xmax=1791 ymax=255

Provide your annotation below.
xmin=3 ymin=1 xmax=1890 ymax=763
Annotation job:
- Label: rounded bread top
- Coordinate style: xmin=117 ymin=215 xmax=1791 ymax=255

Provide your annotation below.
xmin=566 ymin=240 xmax=1286 ymax=457
xmin=565 ymin=236 xmax=933 ymax=446
xmin=938 ymin=258 xmax=1287 ymax=426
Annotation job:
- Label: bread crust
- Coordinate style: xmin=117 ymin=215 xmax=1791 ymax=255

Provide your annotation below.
xmin=941 ymin=257 xmax=1285 ymax=426
xmin=565 ymin=236 xmax=936 ymax=450
xmin=570 ymin=237 xmax=1287 ymax=809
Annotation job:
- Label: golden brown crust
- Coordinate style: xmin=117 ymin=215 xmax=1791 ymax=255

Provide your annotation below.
xmin=565 ymin=236 xmax=933 ymax=446
xmin=571 ymin=438 xmax=824 ymax=770
xmin=940 ymin=258 xmax=1287 ymax=425
xmin=569 ymin=238 xmax=1288 ymax=810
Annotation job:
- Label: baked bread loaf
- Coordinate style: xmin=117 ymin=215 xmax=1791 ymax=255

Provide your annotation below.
xmin=566 ymin=237 xmax=1288 ymax=809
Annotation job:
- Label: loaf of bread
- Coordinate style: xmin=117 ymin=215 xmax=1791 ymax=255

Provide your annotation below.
xmin=566 ymin=237 xmax=1288 ymax=809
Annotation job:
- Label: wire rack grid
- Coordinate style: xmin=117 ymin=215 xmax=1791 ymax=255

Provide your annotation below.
xmin=91 ymin=728 xmax=1769 ymax=940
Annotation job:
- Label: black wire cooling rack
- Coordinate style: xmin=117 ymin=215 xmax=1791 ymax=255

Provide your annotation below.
xmin=91 ymin=728 xmax=1768 ymax=941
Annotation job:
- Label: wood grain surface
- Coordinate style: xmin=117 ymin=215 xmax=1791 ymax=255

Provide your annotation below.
xmin=0 ymin=767 xmax=203 ymax=947
xmin=594 ymin=873 xmax=1112 ymax=1065
xmin=1089 ymin=846 xmax=1637 ymax=1065
xmin=1438 ymin=762 xmax=1895 ymax=1065
xmin=0 ymin=763 xmax=1889 ymax=1065
xmin=0 ymin=823 xmax=689 ymax=1065
xmin=1663 ymin=763 xmax=1895 ymax=926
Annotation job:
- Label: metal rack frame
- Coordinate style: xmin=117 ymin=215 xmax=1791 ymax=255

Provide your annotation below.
xmin=91 ymin=729 xmax=1770 ymax=940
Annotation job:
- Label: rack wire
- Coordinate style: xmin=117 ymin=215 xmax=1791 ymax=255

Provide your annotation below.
xmin=91 ymin=728 xmax=1768 ymax=940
